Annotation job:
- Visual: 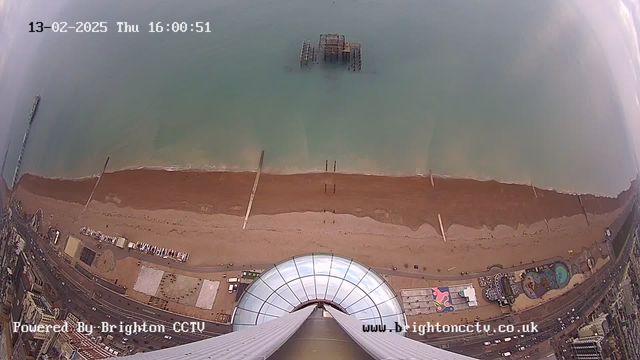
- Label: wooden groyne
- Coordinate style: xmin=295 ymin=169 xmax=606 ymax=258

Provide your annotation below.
xmin=83 ymin=157 xmax=110 ymax=213
xmin=243 ymin=150 xmax=265 ymax=230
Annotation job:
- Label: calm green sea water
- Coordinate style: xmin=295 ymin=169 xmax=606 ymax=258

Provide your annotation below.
xmin=4 ymin=0 xmax=639 ymax=196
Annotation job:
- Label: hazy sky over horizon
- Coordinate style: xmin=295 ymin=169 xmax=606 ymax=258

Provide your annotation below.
xmin=0 ymin=0 xmax=68 ymax=149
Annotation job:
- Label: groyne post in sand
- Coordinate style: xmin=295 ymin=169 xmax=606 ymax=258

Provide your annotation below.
xmin=334 ymin=160 xmax=336 ymax=172
xmin=531 ymin=182 xmax=538 ymax=198
xmin=544 ymin=218 xmax=551 ymax=233
xmin=438 ymin=213 xmax=447 ymax=242
xmin=83 ymin=157 xmax=110 ymax=214
xmin=577 ymin=194 xmax=590 ymax=227
xmin=325 ymin=160 xmax=328 ymax=193
xmin=243 ymin=150 xmax=265 ymax=230
xmin=429 ymin=169 xmax=434 ymax=187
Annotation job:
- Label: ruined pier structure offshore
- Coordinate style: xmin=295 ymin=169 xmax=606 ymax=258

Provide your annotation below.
xmin=12 ymin=95 xmax=40 ymax=188
xmin=300 ymin=34 xmax=362 ymax=71
xmin=299 ymin=39 xmax=317 ymax=67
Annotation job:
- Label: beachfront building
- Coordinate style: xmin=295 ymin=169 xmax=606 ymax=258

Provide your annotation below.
xmin=483 ymin=272 xmax=520 ymax=306
xmin=462 ymin=286 xmax=478 ymax=307
xmin=17 ymin=291 xmax=56 ymax=358
xmin=121 ymin=254 xmax=474 ymax=359
xmin=578 ymin=313 xmax=609 ymax=338
xmin=570 ymin=335 xmax=605 ymax=360
xmin=21 ymin=291 xmax=55 ymax=340
xmin=41 ymin=319 xmax=113 ymax=359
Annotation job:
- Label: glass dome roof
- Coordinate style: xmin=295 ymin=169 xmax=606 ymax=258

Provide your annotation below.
xmin=232 ymin=254 xmax=406 ymax=333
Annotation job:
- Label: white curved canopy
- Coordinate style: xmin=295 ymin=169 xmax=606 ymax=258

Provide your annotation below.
xmin=232 ymin=253 xmax=406 ymax=332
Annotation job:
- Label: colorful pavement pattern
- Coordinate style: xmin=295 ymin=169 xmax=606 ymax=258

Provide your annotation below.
xmin=555 ymin=263 xmax=570 ymax=287
xmin=522 ymin=262 xmax=571 ymax=299
xmin=432 ymin=287 xmax=455 ymax=313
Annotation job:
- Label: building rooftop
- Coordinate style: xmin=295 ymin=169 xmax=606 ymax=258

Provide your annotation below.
xmin=28 ymin=292 xmax=52 ymax=316
xmin=55 ymin=321 xmax=112 ymax=359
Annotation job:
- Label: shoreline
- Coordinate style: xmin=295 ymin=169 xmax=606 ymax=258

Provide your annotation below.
xmin=18 ymin=164 xmax=636 ymax=198
xmin=15 ymin=169 xmax=638 ymax=232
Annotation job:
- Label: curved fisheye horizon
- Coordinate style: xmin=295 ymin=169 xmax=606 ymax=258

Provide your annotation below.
xmin=1 ymin=0 xmax=640 ymax=360
xmin=1 ymin=0 xmax=640 ymax=196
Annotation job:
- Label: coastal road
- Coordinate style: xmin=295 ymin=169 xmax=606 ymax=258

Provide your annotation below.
xmin=11 ymin=202 xmax=638 ymax=358
xmin=73 ymin=227 xmax=570 ymax=283
xmin=21 ymin=232 xmax=211 ymax=353
xmin=429 ymin=219 xmax=637 ymax=359
xmin=432 ymin=258 xmax=627 ymax=359
xmin=13 ymin=219 xmax=232 ymax=354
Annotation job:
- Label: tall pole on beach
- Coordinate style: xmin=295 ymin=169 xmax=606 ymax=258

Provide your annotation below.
xmin=83 ymin=157 xmax=110 ymax=214
xmin=243 ymin=150 xmax=265 ymax=230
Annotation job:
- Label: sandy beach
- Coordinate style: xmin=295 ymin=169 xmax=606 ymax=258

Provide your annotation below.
xmin=16 ymin=170 xmax=637 ymax=231
xmin=12 ymin=170 xmax=637 ymax=274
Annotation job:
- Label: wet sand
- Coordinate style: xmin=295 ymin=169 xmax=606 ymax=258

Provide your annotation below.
xmin=15 ymin=170 xmax=637 ymax=232
xmin=12 ymin=170 xmax=638 ymax=275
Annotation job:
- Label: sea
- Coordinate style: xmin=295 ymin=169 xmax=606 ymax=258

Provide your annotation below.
xmin=2 ymin=0 xmax=639 ymax=196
